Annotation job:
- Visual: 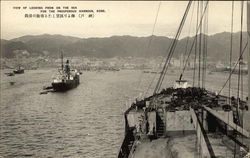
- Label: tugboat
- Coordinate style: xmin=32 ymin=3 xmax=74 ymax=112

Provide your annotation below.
xmin=52 ymin=53 xmax=80 ymax=91
xmin=118 ymin=1 xmax=250 ymax=158
xmin=13 ymin=66 xmax=24 ymax=74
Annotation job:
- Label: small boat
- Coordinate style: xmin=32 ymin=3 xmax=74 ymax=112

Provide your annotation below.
xmin=51 ymin=53 xmax=80 ymax=91
xmin=5 ymin=72 xmax=15 ymax=76
xmin=13 ymin=66 xmax=24 ymax=74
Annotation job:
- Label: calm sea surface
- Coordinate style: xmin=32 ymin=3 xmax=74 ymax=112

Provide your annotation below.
xmin=0 ymin=69 xmax=248 ymax=158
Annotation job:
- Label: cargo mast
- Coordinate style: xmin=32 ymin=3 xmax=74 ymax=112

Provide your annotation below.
xmin=247 ymin=0 xmax=250 ymax=151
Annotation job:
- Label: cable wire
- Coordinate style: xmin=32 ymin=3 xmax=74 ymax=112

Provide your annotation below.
xmin=178 ymin=1 xmax=209 ymax=81
xmin=136 ymin=1 xmax=162 ymax=95
xmin=154 ymin=1 xmax=193 ymax=94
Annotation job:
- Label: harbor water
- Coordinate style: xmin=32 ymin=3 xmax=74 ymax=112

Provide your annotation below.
xmin=0 ymin=69 xmax=248 ymax=158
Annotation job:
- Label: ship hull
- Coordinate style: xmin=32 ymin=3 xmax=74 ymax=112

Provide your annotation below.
xmin=52 ymin=76 xmax=80 ymax=91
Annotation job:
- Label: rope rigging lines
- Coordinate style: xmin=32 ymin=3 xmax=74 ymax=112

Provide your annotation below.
xmin=217 ymin=42 xmax=248 ymax=98
xmin=193 ymin=1 xmax=200 ymax=87
xmin=202 ymin=2 xmax=208 ymax=89
xmin=229 ymin=1 xmax=235 ymax=107
xmin=198 ymin=1 xmax=203 ymax=88
xmin=141 ymin=1 xmax=247 ymax=107
xmin=227 ymin=2 xmax=234 ymax=157
xmin=179 ymin=1 xmax=209 ymax=83
xmin=136 ymin=1 xmax=162 ymax=95
xmin=153 ymin=1 xmax=193 ymax=94
xmin=151 ymin=1 xmax=210 ymax=94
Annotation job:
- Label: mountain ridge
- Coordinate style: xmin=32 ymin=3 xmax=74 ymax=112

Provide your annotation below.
xmin=1 ymin=32 xmax=247 ymax=62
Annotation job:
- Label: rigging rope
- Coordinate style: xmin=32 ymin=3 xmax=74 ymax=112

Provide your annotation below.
xmin=217 ymin=42 xmax=248 ymax=96
xmin=153 ymin=1 xmax=192 ymax=94
xmin=227 ymin=2 xmax=234 ymax=157
xmin=182 ymin=2 xmax=196 ymax=67
xmin=136 ymin=1 xmax=162 ymax=96
xmin=202 ymin=3 xmax=208 ymax=89
xmin=229 ymin=1 xmax=234 ymax=106
xmin=145 ymin=1 xmax=195 ymax=97
xmin=236 ymin=0 xmax=244 ymax=130
xmin=226 ymin=2 xmax=235 ymax=156
xmin=198 ymin=1 xmax=203 ymax=88
xmin=178 ymin=1 xmax=209 ymax=81
xmin=239 ymin=0 xmax=245 ymax=149
xmin=215 ymin=39 xmax=247 ymax=158
xmin=193 ymin=1 xmax=200 ymax=87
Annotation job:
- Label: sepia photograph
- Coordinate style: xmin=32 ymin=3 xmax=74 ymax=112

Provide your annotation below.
xmin=0 ymin=1 xmax=250 ymax=158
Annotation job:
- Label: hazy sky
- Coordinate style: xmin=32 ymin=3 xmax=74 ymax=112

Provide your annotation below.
xmin=1 ymin=1 xmax=247 ymax=40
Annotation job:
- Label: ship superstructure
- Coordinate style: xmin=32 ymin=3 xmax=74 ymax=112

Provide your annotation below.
xmin=51 ymin=52 xmax=80 ymax=91
xmin=13 ymin=65 xmax=24 ymax=74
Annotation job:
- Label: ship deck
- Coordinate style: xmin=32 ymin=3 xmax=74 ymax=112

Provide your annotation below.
xmin=118 ymin=87 xmax=249 ymax=158
xmin=132 ymin=136 xmax=198 ymax=158
xmin=132 ymin=134 xmax=247 ymax=158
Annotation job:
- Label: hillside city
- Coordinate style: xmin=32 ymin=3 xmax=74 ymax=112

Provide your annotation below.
xmin=1 ymin=55 xmax=248 ymax=74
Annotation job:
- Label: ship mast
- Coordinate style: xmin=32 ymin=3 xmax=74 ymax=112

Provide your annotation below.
xmin=247 ymin=0 xmax=250 ymax=151
xmin=61 ymin=51 xmax=64 ymax=70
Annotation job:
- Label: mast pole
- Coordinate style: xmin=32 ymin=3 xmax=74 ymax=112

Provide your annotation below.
xmin=247 ymin=0 xmax=250 ymax=150
xmin=61 ymin=51 xmax=64 ymax=70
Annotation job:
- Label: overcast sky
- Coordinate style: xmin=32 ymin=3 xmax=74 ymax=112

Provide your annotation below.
xmin=1 ymin=1 xmax=247 ymax=40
